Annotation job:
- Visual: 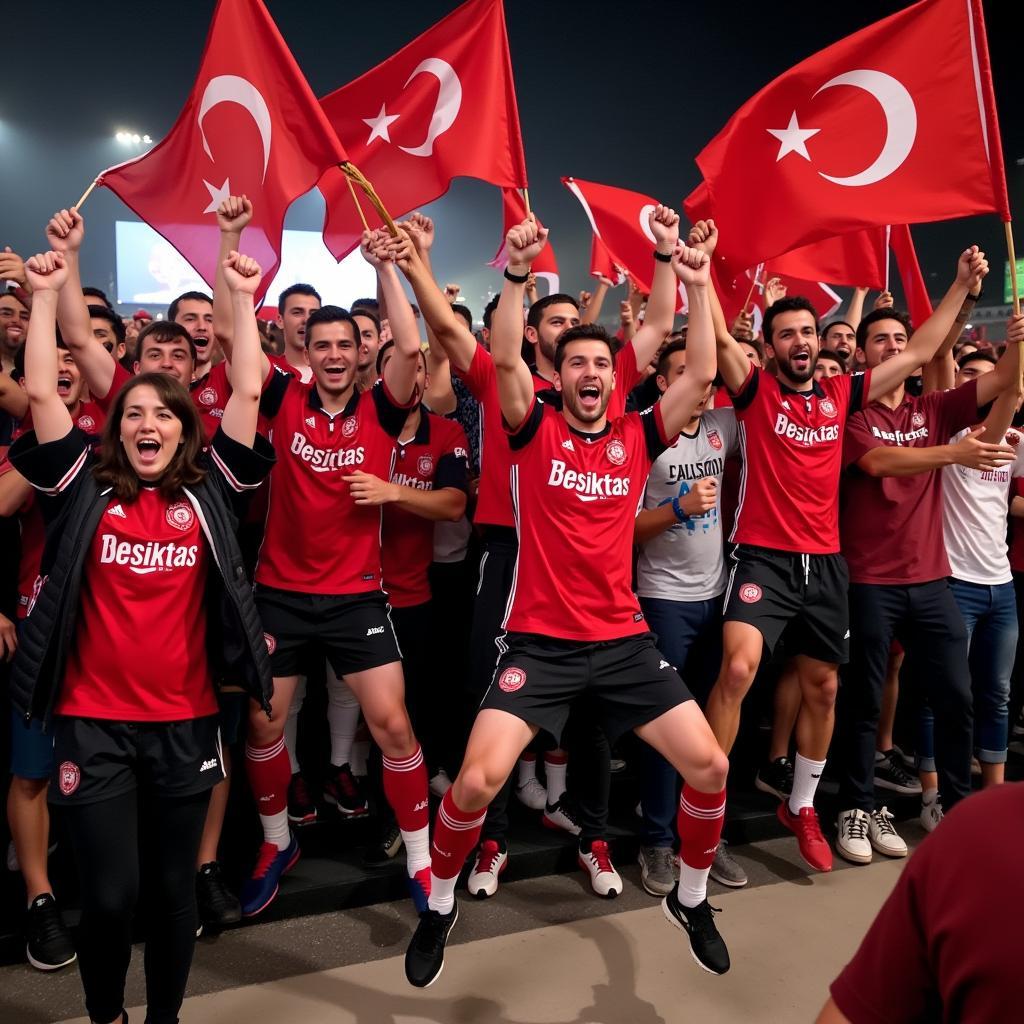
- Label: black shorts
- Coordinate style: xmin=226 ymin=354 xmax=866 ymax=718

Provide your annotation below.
xmin=724 ymin=545 xmax=850 ymax=664
xmin=480 ymin=632 xmax=693 ymax=746
xmin=51 ymin=715 xmax=225 ymax=806
xmin=255 ymin=586 xmax=401 ymax=678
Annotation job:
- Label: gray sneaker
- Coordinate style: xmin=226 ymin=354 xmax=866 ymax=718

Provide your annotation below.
xmin=709 ymin=840 xmax=748 ymax=888
xmin=638 ymin=845 xmax=676 ymax=897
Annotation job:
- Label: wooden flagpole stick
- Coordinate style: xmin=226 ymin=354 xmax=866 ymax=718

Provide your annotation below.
xmin=522 ymin=187 xmax=532 ymax=219
xmin=742 ymin=265 xmax=762 ymax=314
xmin=74 ymin=178 xmax=100 ymax=211
xmin=340 ymin=163 xmax=398 ymax=236
xmin=884 ymin=225 xmax=892 ymax=294
xmin=345 ymin=174 xmax=370 ymax=233
xmin=1005 ymin=220 xmax=1022 ymax=390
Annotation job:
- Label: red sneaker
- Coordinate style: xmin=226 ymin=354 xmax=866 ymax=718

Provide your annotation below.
xmin=777 ymin=802 xmax=833 ymax=872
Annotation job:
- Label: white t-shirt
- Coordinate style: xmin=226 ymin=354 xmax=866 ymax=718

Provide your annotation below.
xmin=942 ymin=425 xmax=1024 ymax=585
xmin=636 ymin=408 xmax=738 ymax=602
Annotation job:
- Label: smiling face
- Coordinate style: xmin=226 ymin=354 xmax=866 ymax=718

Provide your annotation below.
xmin=528 ymin=302 xmax=580 ymax=366
xmin=823 ymin=323 xmax=856 ymax=363
xmin=859 ymin=317 xmax=908 ymax=370
xmin=555 ymin=338 xmax=616 ymax=427
xmin=353 ymin=313 xmax=381 ymax=376
xmin=0 ymin=294 xmax=29 ymax=355
xmin=136 ymin=336 xmax=195 ymax=387
xmin=766 ymin=309 xmax=819 ymax=384
xmin=119 ymin=382 xmax=184 ymax=481
xmin=91 ymin=315 xmax=126 ymax=361
xmin=56 ymin=348 xmax=85 ymax=408
xmin=278 ymin=294 xmax=320 ymax=352
xmin=173 ymin=298 xmax=215 ymax=365
xmin=307 ymin=319 xmax=359 ymax=399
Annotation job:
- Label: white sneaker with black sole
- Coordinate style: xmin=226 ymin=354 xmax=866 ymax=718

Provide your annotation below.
xmin=868 ymin=807 xmax=907 ymax=857
xmin=578 ymin=840 xmax=622 ymax=898
xmin=467 ymin=840 xmax=507 ymax=898
xmin=836 ymin=808 xmax=872 ymax=865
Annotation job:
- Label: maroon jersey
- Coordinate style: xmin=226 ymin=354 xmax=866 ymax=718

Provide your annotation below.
xmin=841 ymin=380 xmax=979 ymax=585
xmin=1011 ymin=477 xmax=1024 ymax=574
xmin=503 ymin=395 xmax=672 ymax=641
xmin=729 ymin=364 xmax=871 ymax=554
xmin=256 ymin=375 xmax=410 ymax=594
xmin=382 ymin=412 xmax=469 ymax=608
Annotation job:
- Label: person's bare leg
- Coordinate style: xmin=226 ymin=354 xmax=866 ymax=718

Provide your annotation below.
xmin=768 ymin=662 xmax=801 ymax=761
xmin=877 ymin=648 xmax=903 ymax=752
xmin=706 ymin=621 xmax=764 ymax=754
xmin=7 ymin=778 xmax=51 ymax=900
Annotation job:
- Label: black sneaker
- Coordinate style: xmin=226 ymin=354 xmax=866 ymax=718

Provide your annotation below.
xmin=874 ymin=750 xmax=922 ymax=795
xmin=287 ymin=772 xmax=318 ymax=827
xmin=323 ymin=763 xmax=369 ymax=817
xmin=755 ymin=757 xmax=794 ymax=801
xmin=26 ymin=893 xmax=76 ymax=971
xmin=196 ymin=861 xmax=242 ymax=929
xmin=661 ymin=888 xmax=730 ymax=975
xmin=362 ymin=823 xmax=403 ymax=867
xmin=405 ymin=903 xmax=458 ymax=988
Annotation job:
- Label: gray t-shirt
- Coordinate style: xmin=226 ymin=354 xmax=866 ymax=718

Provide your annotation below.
xmin=636 ymin=408 xmax=738 ymax=602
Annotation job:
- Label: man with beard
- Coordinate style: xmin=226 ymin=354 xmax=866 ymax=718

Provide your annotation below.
xmin=693 ymin=217 xmax=988 ymax=875
xmin=1 ymin=290 xmax=29 ymax=374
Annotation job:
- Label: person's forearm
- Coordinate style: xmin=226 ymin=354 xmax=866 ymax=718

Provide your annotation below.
xmin=904 ymin=277 xmax=971 ymax=367
xmin=634 ymin=504 xmax=678 ymax=545
xmin=581 ymin=279 xmax=609 ymax=325
xmin=846 ymin=287 xmax=868 ymax=332
xmin=859 ymin=445 xmax=956 ymax=477
xmin=980 ymin=342 xmax=1021 ymax=443
xmin=423 ymin=325 xmax=456 ymax=415
xmin=492 ymin=275 xmax=527 ymax=371
xmin=402 ymin=256 xmax=474 ymax=371
xmin=378 ymin=263 xmax=419 ymax=359
xmin=55 ymin=250 xmax=91 ymax=350
xmin=24 ymin=292 xmax=60 ymax=406
xmin=213 ymin=228 xmax=241 ymax=356
xmin=390 ymin=484 xmax=466 ymax=521
xmin=1010 ymin=495 xmax=1024 ymax=519
xmin=683 ymin=285 xmax=716 ymax=385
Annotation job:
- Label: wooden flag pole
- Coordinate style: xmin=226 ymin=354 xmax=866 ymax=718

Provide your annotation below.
xmin=741 ymin=265 xmax=763 ymax=314
xmin=345 ymin=175 xmax=370 ymax=233
xmin=522 ymin=187 xmax=532 ymax=219
xmin=339 ymin=163 xmax=398 ymax=236
xmin=1005 ymin=220 xmax=1022 ymax=390
xmin=74 ymin=177 xmax=100 ymax=211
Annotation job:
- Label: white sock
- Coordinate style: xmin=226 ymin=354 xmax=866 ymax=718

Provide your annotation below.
xmin=545 ymin=753 xmax=568 ymax=805
xmin=403 ymin=825 xmax=431 ymax=875
xmin=261 ymin=809 xmax=291 ymax=851
xmin=677 ymin=863 xmax=711 ymax=909
xmin=429 ymin=872 xmax=457 ymax=915
xmin=788 ymin=753 xmax=826 ymax=814
xmin=517 ymin=755 xmax=537 ymax=787
xmin=351 ymin=738 xmax=370 ymax=778
xmin=282 ymin=676 xmax=307 ymax=775
xmin=326 ymin=670 xmax=361 ymax=768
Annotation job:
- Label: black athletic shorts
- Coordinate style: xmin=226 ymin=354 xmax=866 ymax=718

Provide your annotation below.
xmin=723 ymin=544 xmax=850 ymax=664
xmin=255 ymin=585 xmax=401 ymax=678
xmin=480 ymin=631 xmax=693 ymax=746
xmin=50 ymin=714 xmax=225 ymax=806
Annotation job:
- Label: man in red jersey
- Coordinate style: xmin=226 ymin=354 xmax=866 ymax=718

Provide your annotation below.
xmin=236 ymin=229 xmax=431 ymax=919
xmin=403 ymin=218 xmax=731 ymax=986
xmin=693 ymin=217 xmax=988 ymax=876
xmin=167 ymin=289 xmax=217 ymax=381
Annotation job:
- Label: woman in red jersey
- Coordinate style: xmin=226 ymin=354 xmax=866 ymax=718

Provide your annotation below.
xmin=8 ymin=249 xmax=273 ymax=1024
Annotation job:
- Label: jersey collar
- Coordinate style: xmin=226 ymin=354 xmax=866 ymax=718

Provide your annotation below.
xmin=778 ymin=379 xmax=825 ymax=399
xmin=307 ymin=385 xmax=360 ymax=418
xmin=398 ymin=409 xmax=431 ymax=448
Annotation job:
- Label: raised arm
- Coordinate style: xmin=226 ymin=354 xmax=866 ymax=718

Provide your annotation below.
xmin=846 ymin=286 xmax=869 ymax=332
xmin=219 ymin=252 xmax=263 ymax=448
xmin=21 ymin=253 xmax=73 ymax=443
xmin=630 ymin=206 xmax=681 ymax=371
xmin=974 ymin=315 xmax=1024 ymax=439
xmin=492 ymin=218 xmax=547 ymax=430
xmin=867 ymin=246 xmax=988 ymax=402
xmin=211 ymin=195 xmax=254 ymax=359
xmin=581 ymin=278 xmax=610 ymax=325
xmin=922 ymin=291 xmax=982 ymax=395
xmin=368 ymin=230 xmax=419 ymax=404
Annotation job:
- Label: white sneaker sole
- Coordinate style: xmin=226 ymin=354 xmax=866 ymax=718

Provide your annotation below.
xmin=660 ymin=900 xmax=721 ymax=976
xmin=835 ymin=841 xmax=872 ymax=865
xmin=26 ymin=946 xmax=77 ymax=971
xmin=869 ymin=839 xmax=908 ymax=858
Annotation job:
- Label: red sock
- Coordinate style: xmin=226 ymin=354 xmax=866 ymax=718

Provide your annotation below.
xmin=245 ymin=736 xmax=290 ymax=816
xmin=678 ymin=784 xmax=726 ymax=870
xmin=431 ymin=790 xmax=486 ymax=880
xmin=382 ymin=745 xmax=429 ymax=833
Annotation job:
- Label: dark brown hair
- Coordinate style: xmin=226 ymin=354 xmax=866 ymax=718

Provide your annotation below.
xmin=93 ymin=373 xmax=206 ymax=500
xmin=135 ymin=320 xmax=197 ymax=363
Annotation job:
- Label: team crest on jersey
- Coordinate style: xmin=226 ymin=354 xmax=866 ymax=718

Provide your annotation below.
xmin=819 ymin=398 xmax=837 ymax=419
xmin=58 ymin=761 xmax=80 ymax=796
xmin=605 ymin=439 xmax=627 ymax=466
xmin=77 ymin=414 xmax=96 ymax=432
xmin=1007 ymin=431 xmax=1021 ymax=447
xmin=911 ymin=412 xmax=926 ymax=429
xmin=264 ymin=632 xmax=276 ymax=655
xmin=707 ymin=430 xmax=722 ymax=451
xmin=738 ymin=583 xmax=762 ymax=604
xmin=197 ymin=387 xmax=218 ymax=407
xmin=342 ymin=416 xmax=358 ymax=438
xmin=498 ymin=667 xmax=527 ymax=693
xmin=417 ymin=454 xmax=434 ymax=476
xmin=165 ymin=501 xmax=195 ymax=532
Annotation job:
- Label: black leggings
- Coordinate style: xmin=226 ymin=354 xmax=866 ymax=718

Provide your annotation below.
xmin=64 ymin=788 xmax=211 ymax=1024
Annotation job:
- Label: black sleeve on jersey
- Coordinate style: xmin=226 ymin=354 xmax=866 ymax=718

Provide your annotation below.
xmin=207 ymin=428 xmax=276 ymax=491
xmin=640 ymin=405 xmax=670 ymax=462
xmin=847 ymin=371 xmax=868 ymax=417
xmin=729 ymin=364 xmax=760 ymax=411
xmin=434 ymin=451 xmax=469 ymax=492
xmin=507 ymin=396 xmax=545 ymax=451
xmin=259 ymin=368 xmax=293 ymax=420
xmin=8 ymin=427 xmax=91 ymax=514
xmin=372 ymin=379 xmax=416 ymax=438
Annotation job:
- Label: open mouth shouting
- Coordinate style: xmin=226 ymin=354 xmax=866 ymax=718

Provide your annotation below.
xmin=56 ymin=374 xmax=74 ymax=398
xmin=135 ymin=437 xmax=164 ymax=468
xmin=790 ymin=348 xmax=812 ymax=375
xmin=577 ymin=381 xmax=602 ymax=414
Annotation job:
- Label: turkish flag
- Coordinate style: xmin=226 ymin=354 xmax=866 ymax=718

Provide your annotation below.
xmin=318 ymin=0 xmax=527 ymax=261
xmin=98 ymin=0 xmax=347 ymax=302
xmin=697 ymin=0 xmax=1010 ymax=274
xmin=487 ymin=188 xmax=559 ymax=294
xmin=590 ymin=235 xmax=624 ymax=285
xmin=714 ymin=264 xmax=842 ymax=333
xmin=889 ymin=224 xmax=934 ymax=328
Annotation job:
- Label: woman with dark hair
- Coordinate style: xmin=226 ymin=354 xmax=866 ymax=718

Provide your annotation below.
xmin=8 ymin=248 xmax=274 ymax=1024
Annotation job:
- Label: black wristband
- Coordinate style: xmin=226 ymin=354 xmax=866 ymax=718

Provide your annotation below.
xmin=653 ymin=250 xmax=673 ymax=264
xmin=967 ymin=290 xmax=982 ymax=302
xmin=504 ymin=268 xmax=530 ymax=283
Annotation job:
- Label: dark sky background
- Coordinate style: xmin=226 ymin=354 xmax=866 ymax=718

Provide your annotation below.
xmin=1 ymin=0 xmax=1020 ymax=319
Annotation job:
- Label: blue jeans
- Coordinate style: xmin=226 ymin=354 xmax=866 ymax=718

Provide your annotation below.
xmin=637 ymin=594 xmax=723 ymax=847
xmin=919 ymin=579 xmax=1017 ymax=767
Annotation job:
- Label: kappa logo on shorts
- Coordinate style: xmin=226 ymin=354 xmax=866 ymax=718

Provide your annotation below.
xmin=165 ymin=501 xmax=195 ymax=532
xmin=605 ymin=439 xmax=627 ymax=466
xmin=264 ymin=632 xmax=276 ymax=655
xmin=498 ymin=667 xmax=527 ymax=693
xmin=342 ymin=416 xmax=359 ymax=438
xmin=77 ymin=414 xmax=97 ymax=433
xmin=366 ymin=625 xmax=385 ymax=636
xmin=58 ymin=761 xmax=81 ymax=797
xmin=738 ymin=583 xmax=763 ymax=604
xmin=707 ymin=429 xmax=722 ymax=451
xmin=819 ymin=398 xmax=838 ymax=419
xmin=911 ymin=411 xmax=926 ymax=429
xmin=197 ymin=387 xmax=218 ymax=407
xmin=417 ymin=453 xmax=434 ymax=476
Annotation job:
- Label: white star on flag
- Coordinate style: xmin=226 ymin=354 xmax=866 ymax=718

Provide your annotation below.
xmin=202 ymin=177 xmax=232 ymax=214
xmin=766 ymin=112 xmax=820 ymax=162
xmin=362 ymin=104 xmax=400 ymax=145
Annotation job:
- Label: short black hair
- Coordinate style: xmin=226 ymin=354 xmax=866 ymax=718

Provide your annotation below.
xmin=278 ymin=283 xmax=322 ymax=311
xmin=856 ymin=307 xmax=914 ymax=349
xmin=135 ymin=320 xmax=196 ymax=362
xmin=82 ymin=286 xmax=112 ymax=309
xmin=738 ymin=337 xmax=765 ymax=364
xmin=167 ymin=290 xmax=212 ymax=323
xmin=350 ymin=297 xmax=379 ymax=315
xmin=375 ymin=338 xmax=427 ymax=374
xmin=822 ymin=319 xmax=855 ymax=340
xmin=482 ymin=295 xmax=500 ymax=331
xmin=554 ymin=324 xmax=615 ymax=373
xmin=816 ymin=349 xmax=846 ymax=369
xmin=527 ymin=293 xmax=579 ymax=332
xmin=88 ymin=304 xmax=127 ymax=347
xmin=762 ymin=296 xmax=819 ymax=346
xmin=304 ymin=305 xmax=359 ymax=347
xmin=957 ymin=349 xmax=997 ymax=370
xmin=656 ymin=339 xmax=688 ymax=379
xmin=452 ymin=304 xmax=473 ymax=331
xmin=351 ymin=309 xmax=381 ymax=335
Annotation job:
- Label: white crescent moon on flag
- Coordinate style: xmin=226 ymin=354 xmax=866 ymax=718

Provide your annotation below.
xmin=397 ymin=58 xmax=463 ymax=158
xmin=813 ymin=70 xmax=917 ymax=188
xmin=639 ymin=205 xmax=659 ymax=245
xmin=198 ymin=75 xmax=273 ymax=182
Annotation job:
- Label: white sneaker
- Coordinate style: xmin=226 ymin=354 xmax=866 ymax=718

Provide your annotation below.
xmin=542 ymin=797 xmax=582 ymax=836
xmin=514 ymin=776 xmax=547 ymax=811
xmin=429 ymin=769 xmax=452 ymax=799
xmin=868 ymin=807 xmax=907 ymax=857
xmin=467 ymin=840 xmax=507 ymax=898
xmin=920 ymin=795 xmax=944 ymax=833
xmin=836 ymin=809 xmax=872 ymax=864
xmin=578 ymin=840 xmax=622 ymax=898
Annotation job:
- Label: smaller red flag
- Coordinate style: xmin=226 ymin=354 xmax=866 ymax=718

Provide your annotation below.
xmin=889 ymin=224 xmax=933 ymax=328
xmin=487 ymin=188 xmax=559 ymax=294
xmin=590 ymin=235 xmax=624 ymax=285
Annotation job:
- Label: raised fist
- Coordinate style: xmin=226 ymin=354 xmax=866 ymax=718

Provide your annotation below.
xmin=222 ymin=251 xmax=262 ymax=295
xmin=400 ymin=212 xmax=435 ymax=254
xmin=24 ymin=251 xmax=69 ymax=293
xmin=46 ymin=208 xmax=84 ymax=254
xmin=0 ymin=247 xmax=27 ymax=287
xmin=680 ymin=477 xmax=717 ymax=516
xmin=731 ymin=310 xmax=755 ymax=342
xmin=873 ymin=290 xmax=895 ymax=310
xmin=505 ymin=217 xmax=548 ymax=268
xmin=672 ymin=242 xmax=711 ymax=288
xmin=956 ymin=245 xmax=988 ymax=289
xmin=764 ymin=277 xmax=788 ymax=307
xmin=650 ymin=205 xmax=680 ymax=252
xmin=217 ymin=195 xmax=253 ymax=234
xmin=687 ymin=219 xmax=718 ymax=257
xmin=444 ymin=283 xmax=461 ymax=303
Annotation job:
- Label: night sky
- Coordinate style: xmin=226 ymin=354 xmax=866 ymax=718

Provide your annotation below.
xmin=1 ymin=0 xmax=1020 ymax=318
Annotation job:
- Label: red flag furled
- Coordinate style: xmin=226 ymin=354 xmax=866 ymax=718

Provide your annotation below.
xmin=889 ymin=224 xmax=934 ymax=327
xmin=98 ymin=0 xmax=347 ymax=301
xmin=488 ymin=188 xmax=559 ymax=294
xmin=696 ymin=0 xmax=1010 ymax=275
xmin=319 ymin=0 xmax=527 ymax=261
xmin=590 ymin=235 xmax=625 ymax=285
